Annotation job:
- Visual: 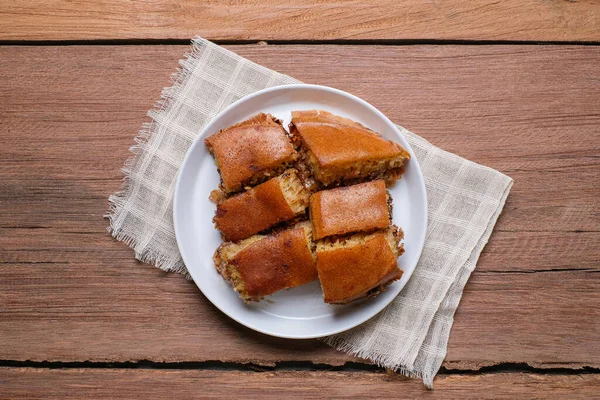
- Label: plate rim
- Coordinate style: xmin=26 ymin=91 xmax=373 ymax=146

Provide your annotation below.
xmin=173 ymin=83 xmax=428 ymax=339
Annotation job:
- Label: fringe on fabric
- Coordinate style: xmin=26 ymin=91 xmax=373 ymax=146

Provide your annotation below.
xmin=322 ymin=180 xmax=513 ymax=389
xmin=105 ymin=39 xmax=209 ymax=279
xmin=322 ymin=335 xmax=434 ymax=388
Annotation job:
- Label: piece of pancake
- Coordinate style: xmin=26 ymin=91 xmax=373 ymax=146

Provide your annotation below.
xmin=289 ymin=110 xmax=410 ymax=187
xmin=214 ymin=169 xmax=309 ymax=242
xmin=309 ymin=180 xmax=391 ymax=240
xmin=315 ymin=226 xmax=404 ymax=304
xmin=213 ymin=222 xmax=318 ymax=302
xmin=205 ymin=113 xmax=297 ymax=194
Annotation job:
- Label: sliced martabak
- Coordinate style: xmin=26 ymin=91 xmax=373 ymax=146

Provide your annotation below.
xmin=309 ymin=180 xmax=391 ymax=241
xmin=213 ymin=222 xmax=317 ymax=302
xmin=289 ymin=110 xmax=410 ymax=187
xmin=316 ymin=226 xmax=404 ymax=305
xmin=205 ymin=113 xmax=297 ymax=194
xmin=213 ymin=169 xmax=309 ymax=242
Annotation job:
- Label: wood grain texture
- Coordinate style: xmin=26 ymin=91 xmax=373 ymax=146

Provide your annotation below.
xmin=3 ymin=264 xmax=598 ymax=368
xmin=3 ymin=368 xmax=600 ymax=399
xmin=0 ymin=0 xmax=599 ymax=42
xmin=1 ymin=45 xmax=599 ymax=369
xmin=448 ymin=270 xmax=600 ymax=369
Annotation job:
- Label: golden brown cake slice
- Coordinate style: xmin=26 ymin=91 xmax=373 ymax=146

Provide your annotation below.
xmin=205 ymin=113 xmax=297 ymax=194
xmin=213 ymin=169 xmax=309 ymax=242
xmin=309 ymin=180 xmax=391 ymax=240
xmin=213 ymin=222 xmax=318 ymax=302
xmin=316 ymin=226 xmax=404 ymax=304
xmin=289 ymin=110 xmax=410 ymax=187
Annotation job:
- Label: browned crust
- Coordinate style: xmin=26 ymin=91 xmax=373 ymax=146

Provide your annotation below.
xmin=213 ymin=169 xmax=307 ymax=242
xmin=327 ymin=268 xmax=403 ymax=305
xmin=289 ymin=110 xmax=410 ymax=187
xmin=214 ymin=223 xmax=318 ymax=302
xmin=309 ymin=180 xmax=391 ymax=240
xmin=205 ymin=113 xmax=298 ymax=194
xmin=316 ymin=226 xmax=404 ymax=305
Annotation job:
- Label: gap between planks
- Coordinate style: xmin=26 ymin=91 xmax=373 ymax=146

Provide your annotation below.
xmin=1 ymin=39 xmax=600 ymax=47
xmin=1 ymin=360 xmax=599 ymax=376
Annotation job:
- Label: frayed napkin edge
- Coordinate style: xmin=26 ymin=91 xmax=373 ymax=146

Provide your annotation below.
xmin=322 ymin=178 xmax=513 ymax=389
xmin=104 ymin=40 xmax=215 ymax=279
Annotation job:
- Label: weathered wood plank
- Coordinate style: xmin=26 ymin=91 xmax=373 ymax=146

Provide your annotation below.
xmin=1 ymin=45 xmax=599 ymax=367
xmin=448 ymin=270 xmax=600 ymax=369
xmin=2 ymin=261 xmax=598 ymax=367
xmin=0 ymin=0 xmax=599 ymax=42
xmin=2 ymin=368 xmax=600 ymax=399
xmin=0 ymin=260 xmax=354 ymax=365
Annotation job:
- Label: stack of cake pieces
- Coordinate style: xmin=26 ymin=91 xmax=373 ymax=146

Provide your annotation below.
xmin=206 ymin=110 xmax=410 ymax=304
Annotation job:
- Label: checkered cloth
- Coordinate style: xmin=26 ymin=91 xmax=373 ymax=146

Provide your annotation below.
xmin=107 ymin=37 xmax=512 ymax=388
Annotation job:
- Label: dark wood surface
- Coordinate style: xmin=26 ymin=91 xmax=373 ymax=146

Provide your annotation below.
xmin=1 ymin=4 xmax=599 ymax=397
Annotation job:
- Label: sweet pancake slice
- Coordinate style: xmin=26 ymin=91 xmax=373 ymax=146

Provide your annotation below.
xmin=214 ymin=169 xmax=309 ymax=242
xmin=205 ymin=113 xmax=297 ymax=194
xmin=213 ymin=222 xmax=317 ymax=302
xmin=316 ymin=226 xmax=404 ymax=304
xmin=309 ymin=180 xmax=391 ymax=241
xmin=289 ymin=110 xmax=410 ymax=187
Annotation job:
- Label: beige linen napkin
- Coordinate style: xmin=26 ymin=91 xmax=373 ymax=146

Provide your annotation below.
xmin=107 ymin=37 xmax=512 ymax=388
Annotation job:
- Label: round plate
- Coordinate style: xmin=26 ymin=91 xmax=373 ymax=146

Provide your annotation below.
xmin=174 ymin=84 xmax=427 ymax=339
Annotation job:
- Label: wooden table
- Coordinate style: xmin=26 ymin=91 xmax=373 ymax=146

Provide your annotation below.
xmin=1 ymin=1 xmax=599 ymax=398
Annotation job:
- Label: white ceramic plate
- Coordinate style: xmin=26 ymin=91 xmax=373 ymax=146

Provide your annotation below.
xmin=174 ymin=84 xmax=427 ymax=339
